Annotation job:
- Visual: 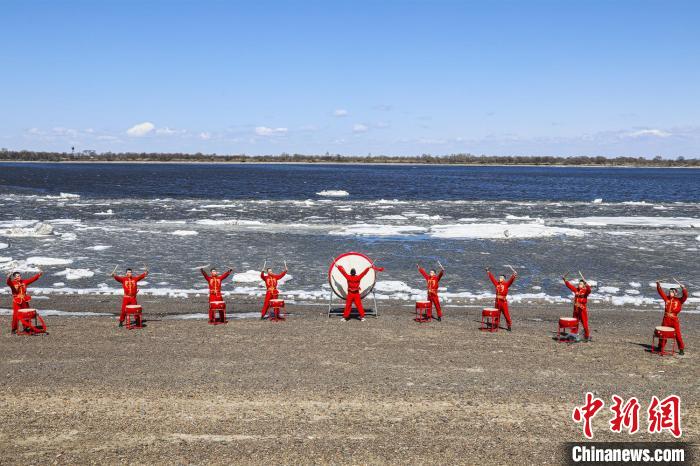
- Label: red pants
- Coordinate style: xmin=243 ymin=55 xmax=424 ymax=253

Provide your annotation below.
xmin=343 ymin=292 xmax=365 ymax=319
xmin=11 ymin=300 xmax=30 ymax=332
xmin=495 ymin=299 xmax=511 ymax=327
xmin=660 ymin=316 xmax=684 ymax=351
xmin=261 ymin=290 xmax=279 ymax=317
xmin=574 ymin=305 xmax=590 ymax=339
xmin=119 ymin=296 xmax=137 ymax=323
xmin=427 ymin=293 xmax=442 ymax=318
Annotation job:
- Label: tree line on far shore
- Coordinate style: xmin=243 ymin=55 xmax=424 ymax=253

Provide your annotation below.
xmin=0 ymin=149 xmax=698 ymax=167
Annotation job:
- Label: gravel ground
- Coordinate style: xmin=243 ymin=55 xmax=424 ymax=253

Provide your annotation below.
xmin=0 ymin=295 xmax=698 ymax=465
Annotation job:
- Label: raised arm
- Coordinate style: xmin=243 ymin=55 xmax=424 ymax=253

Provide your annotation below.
xmin=357 ymin=266 xmax=372 ymax=279
xmin=335 ymin=264 xmax=350 ymax=279
xmin=113 ymin=274 xmax=125 ymax=284
xmin=487 ymin=271 xmax=497 ymax=286
xmin=681 ymin=286 xmax=688 ymax=303
xmin=135 ymin=272 xmax=147 ymax=281
xmin=563 ymin=278 xmax=576 ymax=293
xmin=584 ymin=283 xmax=592 ymax=296
xmin=272 ymin=270 xmax=287 ymax=280
xmin=220 ymin=269 xmax=233 ymax=280
xmin=25 ymin=272 xmax=43 ymax=285
xmin=201 ymin=268 xmax=210 ymax=280
xmin=437 ymin=270 xmax=444 ymax=280
xmin=656 ymin=282 xmax=668 ymax=302
xmin=507 ymin=273 xmax=516 ymax=286
xmin=418 ymin=266 xmax=429 ymax=279
xmin=6 ymin=274 xmax=12 ymax=287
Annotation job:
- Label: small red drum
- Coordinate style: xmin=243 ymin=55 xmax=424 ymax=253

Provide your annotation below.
xmin=269 ymin=299 xmax=285 ymax=321
xmin=16 ymin=308 xmax=47 ymax=335
xmin=559 ymin=317 xmax=578 ymax=328
xmin=208 ymin=300 xmax=227 ymax=325
xmin=655 ymin=326 xmax=675 ymax=338
xmin=18 ymin=309 xmax=38 ymax=319
xmin=125 ymin=305 xmax=143 ymax=329
xmin=480 ymin=308 xmax=500 ymax=332
xmin=652 ymin=325 xmax=677 ymax=356
xmin=415 ymin=300 xmax=431 ymax=322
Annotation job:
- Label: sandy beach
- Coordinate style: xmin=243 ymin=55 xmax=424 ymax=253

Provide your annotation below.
xmin=0 ymin=295 xmax=697 ymax=464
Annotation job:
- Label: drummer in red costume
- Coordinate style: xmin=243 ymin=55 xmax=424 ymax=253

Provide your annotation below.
xmin=486 ymin=267 xmax=517 ymax=331
xmin=6 ymin=270 xmax=43 ymax=334
xmin=260 ymin=263 xmax=288 ymax=319
xmin=336 ymin=261 xmax=384 ymax=321
xmin=417 ymin=263 xmax=445 ymax=321
xmin=112 ymin=266 xmax=148 ymax=327
xmin=656 ymin=281 xmax=688 ymax=355
xmin=201 ymin=265 xmax=233 ymax=304
xmin=562 ymin=273 xmax=592 ymax=342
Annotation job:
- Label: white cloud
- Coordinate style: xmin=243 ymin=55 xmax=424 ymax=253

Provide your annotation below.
xmin=352 ymin=124 xmax=368 ymax=133
xmin=254 ymin=126 xmax=288 ymax=136
xmin=624 ymin=129 xmax=672 ymax=138
xmin=334 ymin=109 xmax=349 ymax=117
xmin=199 ymin=132 xmax=211 ymax=140
xmin=126 ymin=122 xmax=155 ymax=137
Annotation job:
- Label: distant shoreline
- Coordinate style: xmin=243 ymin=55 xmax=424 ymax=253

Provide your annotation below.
xmin=1 ymin=150 xmax=698 ymax=168
xmin=1 ymin=159 xmax=698 ymax=169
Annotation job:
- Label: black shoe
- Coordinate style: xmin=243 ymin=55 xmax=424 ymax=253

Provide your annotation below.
xmin=260 ymin=316 xmax=265 ymax=320
xmin=436 ymin=317 xmax=442 ymax=322
xmin=679 ymin=349 xmax=685 ymax=355
xmin=583 ymin=337 xmax=592 ymax=343
xmin=118 ymin=321 xmax=123 ymax=327
xmin=507 ymin=326 xmax=512 ymax=332
xmin=11 ymin=329 xmax=17 ymax=335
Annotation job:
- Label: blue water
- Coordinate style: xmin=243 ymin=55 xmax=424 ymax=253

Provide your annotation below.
xmin=0 ymin=163 xmax=698 ymax=202
xmin=0 ymin=162 xmax=698 ymax=308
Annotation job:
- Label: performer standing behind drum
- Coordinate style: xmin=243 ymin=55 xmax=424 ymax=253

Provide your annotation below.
xmin=486 ymin=267 xmax=517 ymax=331
xmin=112 ymin=266 xmax=148 ymax=327
xmin=562 ymin=273 xmax=592 ymax=342
xmin=260 ymin=263 xmax=288 ymax=319
xmin=201 ymin=266 xmax=233 ymax=305
xmin=656 ymin=281 xmax=688 ymax=355
xmin=417 ymin=263 xmax=445 ymax=321
xmin=6 ymin=270 xmax=43 ymax=334
xmin=336 ymin=261 xmax=384 ymax=321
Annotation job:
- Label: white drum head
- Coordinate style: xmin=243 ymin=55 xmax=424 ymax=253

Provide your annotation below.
xmin=656 ymin=326 xmax=674 ymax=332
xmin=328 ymin=252 xmax=377 ymax=299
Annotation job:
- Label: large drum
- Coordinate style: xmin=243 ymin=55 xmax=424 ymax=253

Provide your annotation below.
xmin=655 ymin=326 xmax=676 ymax=338
xmin=328 ymin=252 xmax=377 ymax=299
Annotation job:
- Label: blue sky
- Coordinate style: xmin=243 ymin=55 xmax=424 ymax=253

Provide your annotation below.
xmin=2 ymin=0 xmax=699 ymax=157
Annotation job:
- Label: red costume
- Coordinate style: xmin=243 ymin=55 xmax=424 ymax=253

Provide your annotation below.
xmin=113 ymin=272 xmax=147 ymax=324
xmin=488 ymin=271 xmax=515 ymax=328
xmin=6 ymin=273 xmax=42 ymax=332
xmin=564 ymin=279 xmax=592 ymax=339
xmin=657 ymin=283 xmax=687 ymax=351
xmin=260 ymin=270 xmax=287 ymax=318
xmin=336 ymin=264 xmax=383 ymax=319
xmin=201 ymin=269 xmax=232 ymax=302
xmin=419 ymin=267 xmax=444 ymax=318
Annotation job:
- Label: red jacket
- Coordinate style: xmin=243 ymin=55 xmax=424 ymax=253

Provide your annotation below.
xmin=201 ymin=269 xmax=232 ymax=295
xmin=7 ymin=273 xmax=42 ymax=304
xmin=564 ymin=279 xmax=591 ymax=306
xmin=488 ymin=271 xmax=515 ymax=300
xmin=261 ymin=270 xmax=287 ymax=292
xmin=337 ymin=265 xmax=383 ymax=293
xmin=657 ymin=283 xmax=688 ymax=319
xmin=114 ymin=272 xmax=147 ymax=297
xmin=419 ymin=267 xmax=443 ymax=295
